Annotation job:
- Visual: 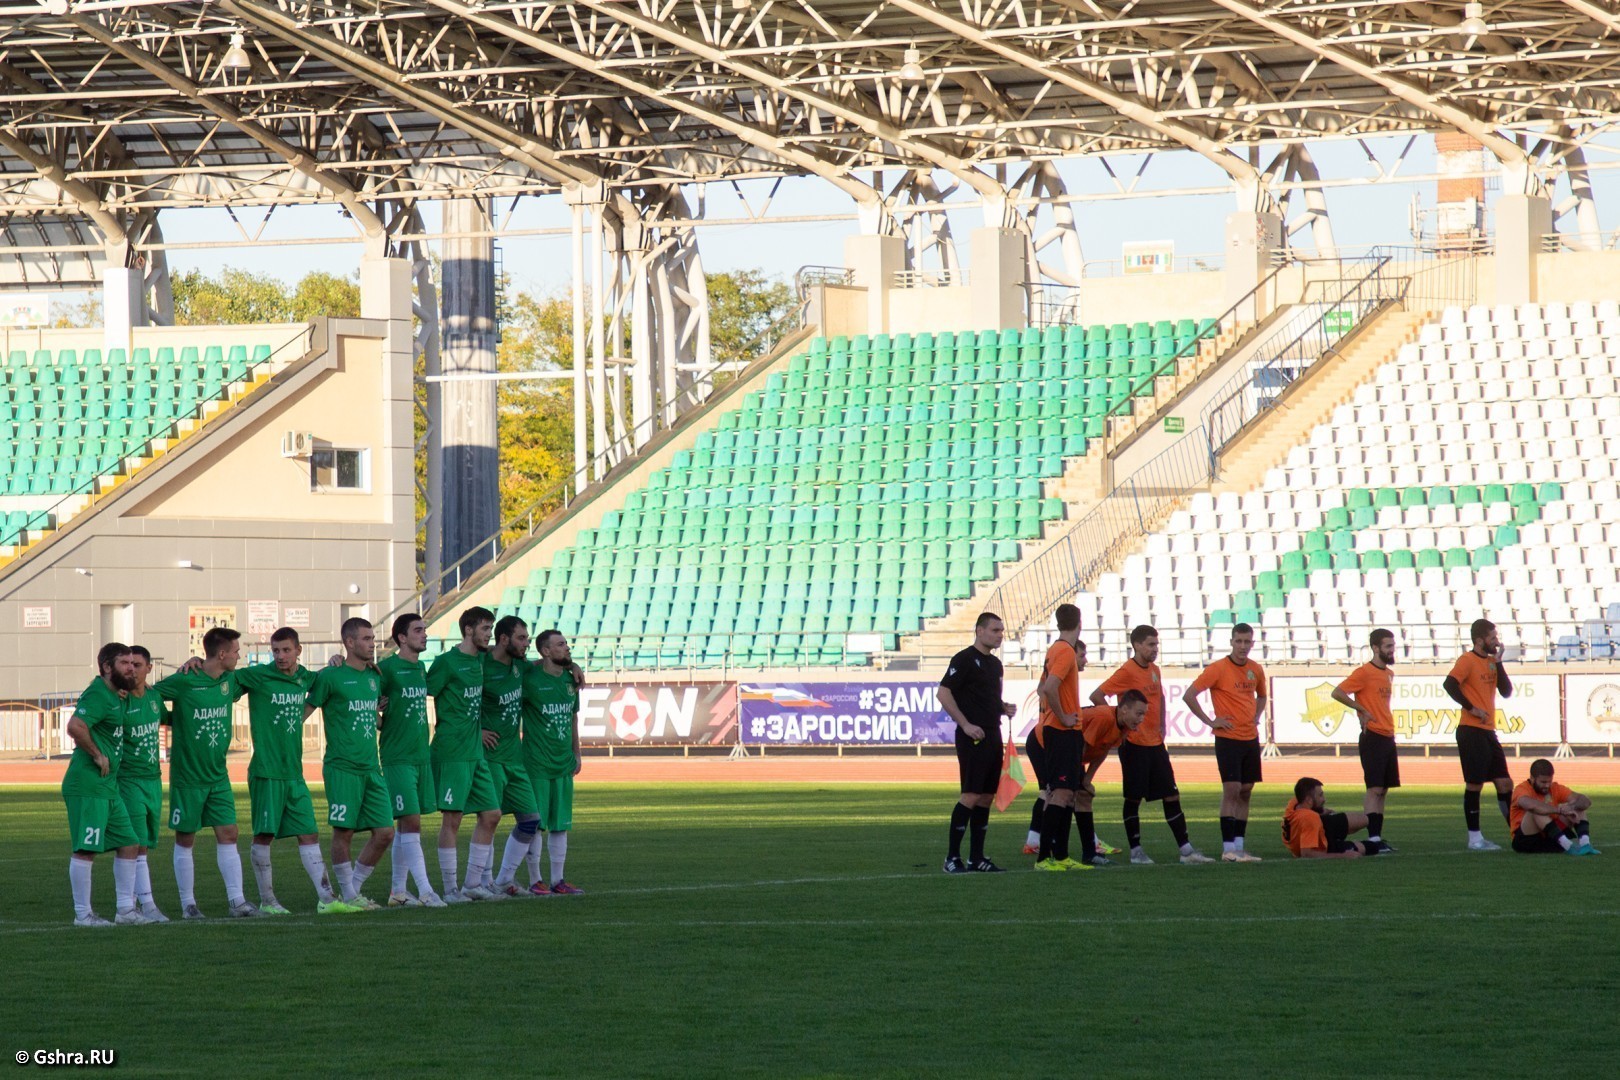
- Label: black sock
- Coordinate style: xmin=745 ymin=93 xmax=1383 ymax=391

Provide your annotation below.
xmin=1543 ymin=822 xmax=1567 ymax=846
xmin=1123 ymin=799 xmax=1143 ymax=849
xmin=1497 ymin=795 xmax=1512 ymax=824
xmin=969 ymin=804 xmax=990 ymax=863
xmin=1578 ymin=820 xmax=1591 ymax=841
xmin=1076 ymin=811 xmax=1097 ymax=864
xmin=1464 ymin=789 xmax=1481 ymax=832
xmin=949 ymin=802 xmax=971 ymax=858
xmin=1041 ymin=802 xmax=1068 ymax=861
xmin=1219 ymin=816 xmax=1236 ymax=843
xmin=1163 ymin=799 xmax=1191 ymax=848
xmin=1234 ymin=818 xmax=1247 ymax=840
xmin=1053 ymin=808 xmax=1072 ymax=861
xmin=1029 ymin=796 xmax=1047 ymax=837
xmin=1368 ymin=812 xmax=1384 ymax=839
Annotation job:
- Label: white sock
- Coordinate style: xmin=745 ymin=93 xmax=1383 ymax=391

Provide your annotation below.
xmin=1468 ymin=830 xmax=1483 ymax=843
xmin=1130 ymin=846 xmax=1145 ymax=855
xmin=216 ymin=842 xmax=246 ymax=905
xmin=481 ymin=849 xmax=494 ymax=889
xmin=438 ymin=846 xmax=459 ymax=895
xmin=405 ymin=834 xmax=435 ymax=897
xmin=299 ymin=843 xmax=335 ymax=902
xmin=69 ymin=859 xmax=93 ymax=918
xmin=548 ymin=831 xmax=568 ymax=885
xmin=1222 ymin=841 xmax=1235 ymax=854
xmin=114 ymin=856 xmax=137 ymax=914
xmin=391 ymin=834 xmax=412 ymax=895
xmin=250 ymin=844 xmax=276 ymax=904
xmin=1368 ymin=833 xmax=1381 ymax=842
xmin=526 ymin=834 xmax=544 ymax=886
xmin=1025 ymin=829 xmax=1041 ymax=847
xmin=497 ymin=827 xmax=532 ymax=886
xmin=467 ymin=842 xmax=493 ymax=890
xmin=334 ymin=860 xmax=355 ymax=901
xmin=1558 ymin=833 xmax=1574 ymax=850
xmin=1179 ymin=842 xmax=1195 ymax=856
xmin=1234 ymin=834 xmax=1245 ymax=852
xmin=135 ymin=854 xmax=156 ymax=909
xmin=174 ymin=846 xmax=196 ymax=907
xmin=352 ymin=861 xmax=375 ymax=894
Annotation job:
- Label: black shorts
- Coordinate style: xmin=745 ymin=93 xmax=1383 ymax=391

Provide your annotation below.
xmin=1214 ymin=737 xmax=1262 ymax=785
xmin=1457 ymin=725 xmax=1510 ymax=785
xmin=1024 ymin=729 xmax=1048 ymax=790
xmin=1321 ymin=811 xmax=1357 ymax=853
xmin=1043 ymin=728 xmax=1084 ymax=791
xmin=1359 ymin=732 xmax=1401 ymax=790
xmin=956 ymin=737 xmax=1002 ymax=796
xmin=1118 ymin=741 xmax=1178 ymax=802
xmin=1511 ymin=828 xmax=1566 ymax=854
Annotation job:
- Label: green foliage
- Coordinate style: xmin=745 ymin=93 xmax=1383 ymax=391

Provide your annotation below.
xmin=171 ymin=266 xmax=360 ymax=325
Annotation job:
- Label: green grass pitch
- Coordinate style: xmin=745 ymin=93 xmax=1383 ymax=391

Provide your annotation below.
xmin=4 ymin=781 xmax=1618 ymax=1077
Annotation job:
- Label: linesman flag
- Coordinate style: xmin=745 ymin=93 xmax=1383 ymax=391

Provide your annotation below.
xmin=994 ymin=736 xmax=1027 ymax=812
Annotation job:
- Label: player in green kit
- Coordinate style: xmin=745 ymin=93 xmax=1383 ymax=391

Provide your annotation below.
xmin=484 ymin=616 xmax=544 ymax=898
xmin=62 ymin=642 xmax=144 ymax=926
xmin=234 ymin=628 xmax=355 ymax=915
xmin=379 ymin=613 xmax=445 ymax=908
xmin=304 ymin=617 xmax=394 ymax=911
xmin=154 ymin=626 xmax=260 ymax=919
xmin=522 ymin=630 xmax=585 ymax=895
xmin=120 ymin=646 xmax=170 ymax=922
xmin=428 ymin=606 xmax=501 ymax=903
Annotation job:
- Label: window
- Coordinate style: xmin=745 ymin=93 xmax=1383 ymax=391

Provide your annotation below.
xmin=310 ymin=447 xmax=368 ymax=493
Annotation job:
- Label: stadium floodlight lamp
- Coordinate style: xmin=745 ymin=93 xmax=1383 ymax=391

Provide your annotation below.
xmin=222 ymin=30 xmax=253 ymax=72
xmin=899 ymin=46 xmax=925 ymax=82
xmin=1456 ymin=2 xmax=1489 ymax=36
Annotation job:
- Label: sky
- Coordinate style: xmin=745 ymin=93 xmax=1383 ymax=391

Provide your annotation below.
xmin=139 ymin=133 xmax=1619 ymax=300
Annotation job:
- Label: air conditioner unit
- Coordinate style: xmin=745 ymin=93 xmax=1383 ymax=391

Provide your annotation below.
xmin=280 ymin=431 xmax=316 ymax=458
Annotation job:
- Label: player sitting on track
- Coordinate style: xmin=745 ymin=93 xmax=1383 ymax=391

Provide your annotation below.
xmin=1183 ymin=622 xmax=1267 ymax=863
xmin=1510 ymin=760 xmax=1599 ymax=856
xmin=938 ymin=612 xmax=1017 ymax=874
xmin=1282 ymin=778 xmax=1379 ymax=859
xmin=1443 ymin=618 xmax=1515 ymax=851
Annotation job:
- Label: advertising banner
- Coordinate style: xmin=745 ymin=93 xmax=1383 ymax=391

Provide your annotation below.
xmin=1011 ymin=676 xmax=1224 ymax=747
xmin=1562 ymin=675 xmax=1620 ymax=744
xmin=739 ymin=679 xmax=1042 ymax=746
xmin=576 ymin=682 xmax=737 ymax=746
xmin=1270 ymin=674 xmax=1562 ymax=745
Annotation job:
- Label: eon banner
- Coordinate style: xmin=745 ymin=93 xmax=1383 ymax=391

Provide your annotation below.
xmin=576 ymin=682 xmax=737 ymax=746
xmin=738 ymin=680 xmax=1043 ymax=746
xmin=1270 ymin=674 xmax=1562 ymax=745
xmin=1562 ymin=675 xmax=1620 ymax=744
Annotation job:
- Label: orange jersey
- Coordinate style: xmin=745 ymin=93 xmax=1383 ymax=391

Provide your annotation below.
xmin=1037 ymin=641 xmax=1082 ymax=736
xmin=1189 ymin=657 xmax=1266 ymax=741
xmin=1078 ymin=705 xmax=1124 ymax=766
xmin=1281 ymin=798 xmax=1327 ymax=857
xmin=1336 ymin=662 xmax=1395 ymax=738
xmin=1097 ymin=660 xmax=1163 ymax=747
xmin=1508 ymin=779 xmax=1575 ymax=835
xmin=1448 ymin=651 xmax=1500 ymax=731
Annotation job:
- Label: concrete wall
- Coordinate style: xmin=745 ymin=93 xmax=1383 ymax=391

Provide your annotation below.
xmin=887 ymin=285 xmax=976 ymax=334
xmin=1073 ymin=271 xmax=1227 ymax=324
xmin=0 ymin=322 xmax=309 ymax=360
xmin=0 ymin=319 xmax=415 ymax=697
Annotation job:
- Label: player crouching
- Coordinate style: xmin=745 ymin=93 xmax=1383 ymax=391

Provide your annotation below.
xmin=1510 ymin=760 xmax=1599 ymax=856
xmin=1282 ymin=778 xmax=1381 ymax=859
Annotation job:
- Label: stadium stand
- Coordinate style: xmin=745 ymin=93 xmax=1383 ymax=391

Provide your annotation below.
xmin=1085 ymin=300 xmax=1620 ymax=664
xmin=465 ymin=320 xmax=1218 ymax=669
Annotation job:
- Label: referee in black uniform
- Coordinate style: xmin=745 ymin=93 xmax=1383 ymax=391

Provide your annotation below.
xmin=938 ymin=611 xmax=1017 ymax=873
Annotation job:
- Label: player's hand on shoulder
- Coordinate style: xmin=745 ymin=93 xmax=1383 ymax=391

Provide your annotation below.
xmin=327 ymin=654 xmax=344 ymax=669
xmin=569 ymin=662 xmax=586 ymax=689
xmin=179 ymin=656 xmax=204 ymax=674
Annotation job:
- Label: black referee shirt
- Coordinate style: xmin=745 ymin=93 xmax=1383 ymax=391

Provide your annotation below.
xmin=940 ymin=646 xmax=1005 ymax=744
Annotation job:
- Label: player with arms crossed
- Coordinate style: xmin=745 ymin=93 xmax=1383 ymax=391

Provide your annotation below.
xmin=483 ymin=615 xmax=544 ymax=898
xmin=379 ymin=613 xmax=445 ymax=907
xmin=428 ymin=606 xmax=502 ymax=902
xmin=304 ymin=618 xmax=394 ymax=909
xmin=154 ymin=627 xmax=260 ymax=919
xmin=1331 ymin=629 xmax=1399 ymax=853
xmin=1444 ymin=618 xmax=1514 ymax=851
xmin=520 ymin=629 xmax=586 ymax=894
xmin=120 ymin=646 xmax=169 ymax=921
xmin=1282 ymin=778 xmax=1379 ymax=859
xmin=1183 ymin=623 xmax=1267 ymax=863
xmin=62 ymin=643 xmax=144 ymax=926
xmin=1509 ymin=759 xmax=1599 ymax=856
xmin=938 ymin=612 xmax=1017 ymax=874
xmin=1091 ymin=624 xmax=1213 ymax=865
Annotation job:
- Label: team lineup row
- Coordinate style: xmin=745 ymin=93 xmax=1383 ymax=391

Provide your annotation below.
xmin=936 ymin=608 xmax=1600 ymax=874
xmin=60 ymin=607 xmax=585 ymax=927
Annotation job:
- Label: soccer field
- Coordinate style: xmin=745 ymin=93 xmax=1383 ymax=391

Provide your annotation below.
xmin=4 ymin=781 xmax=1617 ymax=1077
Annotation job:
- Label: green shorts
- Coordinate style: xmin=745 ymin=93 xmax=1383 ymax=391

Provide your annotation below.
xmin=168 ymin=779 xmax=237 ymax=833
xmin=489 ymin=760 xmax=538 ymax=816
xmin=431 ymin=759 xmax=499 ymax=814
xmin=65 ymin=793 xmax=139 ymax=854
xmin=383 ymin=763 xmax=436 ymax=819
xmin=531 ymin=773 xmax=574 ymax=832
xmin=248 ymin=776 xmax=318 ymax=839
xmin=322 ymin=766 xmax=393 ymax=832
xmin=117 ymin=775 xmax=163 ymax=848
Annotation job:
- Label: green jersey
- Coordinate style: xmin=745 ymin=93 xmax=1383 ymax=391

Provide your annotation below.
xmin=427 ymin=648 xmax=485 ymax=764
xmin=307 ymin=664 xmax=383 ymax=773
xmin=480 ymin=653 xmax=527 ymax=765
xmin=63 ymin=678 xmax=129 ymax=798
xmin=521 ymin=664 xmax=579 ymax=778
xmin=234 ymin=663 xmax=316 ymax=781
xmin=378 ymin=654 xmax=430 ymax=766
xmin=119 ymin=690 xmax=166 ymax=781
xmin=155 ymin=668 xmax=237 ymax=787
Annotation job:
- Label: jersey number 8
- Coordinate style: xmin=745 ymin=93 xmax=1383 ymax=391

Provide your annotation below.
xmin=394 ymin=795 xmax=405 ymax=812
